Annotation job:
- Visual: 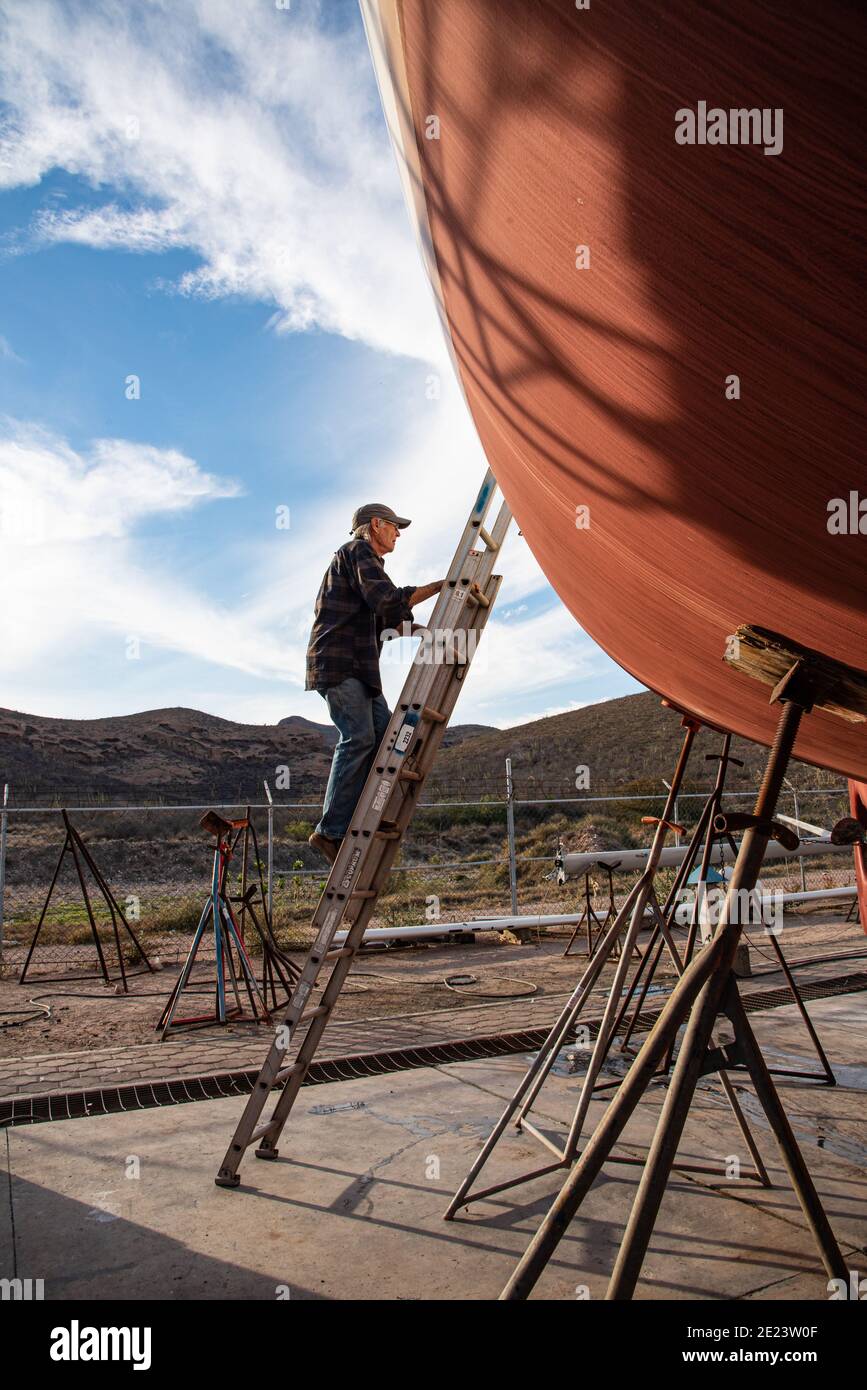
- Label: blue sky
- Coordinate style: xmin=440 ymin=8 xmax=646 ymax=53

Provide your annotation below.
xmin=0 ymin=0 xmax=642 ymax=729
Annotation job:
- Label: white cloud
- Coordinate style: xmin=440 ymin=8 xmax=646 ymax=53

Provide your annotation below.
xmin=0 ymin=421 xmax=294 ymax=679
xmin=465 ymin=604 xmax=605 ymax=712
xmin=0 ymin=420 xmax=241 ymax=543
xmin=0 ymin=0 xmax=445 ymax=364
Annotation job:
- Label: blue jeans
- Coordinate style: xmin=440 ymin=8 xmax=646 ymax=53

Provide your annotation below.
xmin=316 ymin=677 xmax=391 ymax=839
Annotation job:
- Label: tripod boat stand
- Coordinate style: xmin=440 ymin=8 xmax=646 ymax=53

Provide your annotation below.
xmin=444 ymin=717 xmax=771 ymax=1220
xmin=500 ymin=627 xmax=860 ymax=1299
xmin=611 ymin=737 xmax=741 ymax=1052
xmin=562 ymin=858 xmax=618 ymax=959
xmin=157 ymin=811 xmax=276 ymax=1037
xmin=612 ymin=744 xmax=835 ymax=1087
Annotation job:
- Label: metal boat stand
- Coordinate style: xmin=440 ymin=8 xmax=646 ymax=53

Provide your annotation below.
xmin=614 ymin=740 xmax=836 ymax=1087
xmin=157 ymin=811 xmax=272 ymax=1037
xmin=612 ymin=734 xmax=741 ymax=1051
xmin=500 ymin=628 xmax=863 ymax=1299
xmin=444 ymin=710 xmax=770 ymax=1220
xmin=19 ymin=809 xmax=154 ymax=990
xmin=562 ymin=859 xmax=618 ymax=959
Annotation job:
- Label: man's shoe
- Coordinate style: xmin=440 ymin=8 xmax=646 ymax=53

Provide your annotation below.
xmin=308 ymin=831 xmax=342 ymax=865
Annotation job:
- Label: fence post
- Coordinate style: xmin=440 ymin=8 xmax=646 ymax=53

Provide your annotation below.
xmin=0 ymin=783 xmax=8 ymax=960
xmin=792 ymin=786 xmax=807 ymax=892
xmin=505 ymin=758 xmax=518 ymax=914
xmin=264 ymin=779 xmax=274 ymax=920
xmin=783 ymin=779 xmax=808 ymax=892
xmin=663 ymin=778 xmax=682 ymax=845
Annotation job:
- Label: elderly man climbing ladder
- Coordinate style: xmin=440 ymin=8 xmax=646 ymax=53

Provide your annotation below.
xmin=305 ymin=503 xmax=445 ymax=864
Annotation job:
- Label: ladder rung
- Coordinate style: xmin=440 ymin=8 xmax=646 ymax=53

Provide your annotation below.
xmin=374 ymin=827 xmax=400 ymax=840
xmin=399 ymin=769 xmax=423 ymax=782
xmin=273 ymin=1063 xmax=303 ymax=1085
xmin=350 ymin=889 xmax=377 ymax=899
xmin=477 ymin=525 xmax=498 ymax=551
xmin=250 ymin=1119 xmax=279 ymax=1144
xmin=467 ymin=588 xmax=490 ymax=609
xmin=324 ymin=946 xmax=354 ymax=962
xmin=421 ymin=705 xmax=446 ymax=723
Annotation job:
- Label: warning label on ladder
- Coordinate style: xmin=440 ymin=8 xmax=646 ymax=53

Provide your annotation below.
xmin=339 ymin=847 xmax=362 ymax=892
xmin=393 ymin=712 xmax=419 ymax=755
xmin=313 ymin=908 xmax=340 ymax=955
xmin=372 ymin=778 xmax=392 ymax=812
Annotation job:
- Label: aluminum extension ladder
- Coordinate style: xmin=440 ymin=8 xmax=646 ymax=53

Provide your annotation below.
xmin=215 ymin=470 xmax=511 ymax=1187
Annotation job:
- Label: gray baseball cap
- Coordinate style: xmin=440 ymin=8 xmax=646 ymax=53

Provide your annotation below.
xmin=350 ymin=503 xmax=412 ymax=533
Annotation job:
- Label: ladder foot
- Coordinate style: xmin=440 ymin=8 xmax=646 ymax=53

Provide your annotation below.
xmin=215 ymin=1171 xmax=241 ymax=1188
xmin=255 ymin=1146 xmax=280 ymax=1161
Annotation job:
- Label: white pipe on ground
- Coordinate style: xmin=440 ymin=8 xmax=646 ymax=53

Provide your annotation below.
xmin=333 ymin=886 xmax=855 ymax=945
xmin=772 ymin=886 xmax=856 ymax=906
xmin=333 ymin=911 xmax=585 ymax=945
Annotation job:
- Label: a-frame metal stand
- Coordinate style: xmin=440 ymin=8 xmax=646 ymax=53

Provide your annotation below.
xmin=19 ymin=809 xmax=154 ymax=990
xmin=500 ymin=628 xmax=860 ymax=1299
xmin=562 ymin=860 xmax=618 ymax=959
xmin=444 ymin=719 xmax=771 ymax=1216
xmin=215 ymin=470 xmax=511 ymax=1187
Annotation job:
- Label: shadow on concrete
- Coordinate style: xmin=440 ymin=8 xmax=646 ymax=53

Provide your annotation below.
xmin=2 ymin=1173 xmax=328 ymax=1301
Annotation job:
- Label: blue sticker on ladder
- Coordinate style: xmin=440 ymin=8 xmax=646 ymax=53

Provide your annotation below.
xmin=473 ymin=481 xmax=491 ymax=514
xmin=393 ymin=711 xmax=419 ymax=756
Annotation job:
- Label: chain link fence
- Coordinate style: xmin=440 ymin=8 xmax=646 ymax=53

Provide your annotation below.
xmin=0 ymin=778 xmax=857 ymax=977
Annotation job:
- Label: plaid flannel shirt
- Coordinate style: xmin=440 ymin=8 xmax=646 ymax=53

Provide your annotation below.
xmin=305 ymin=538 xmax=416 ymax=695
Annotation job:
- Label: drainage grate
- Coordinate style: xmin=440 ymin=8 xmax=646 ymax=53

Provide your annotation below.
xmin=625 ymin=971 xmax=867 ymax=1036
xmin=2 ymin=972 xmax=865 ymax=1130
xmin=745 ymin=972 xmax=867 ymax=1012
xmin=0 ymin=1027 xmax=552 ymax=1129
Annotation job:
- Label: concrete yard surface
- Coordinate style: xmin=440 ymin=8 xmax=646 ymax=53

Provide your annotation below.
xmin=2 ymin=993 xmax=865 ymax=1301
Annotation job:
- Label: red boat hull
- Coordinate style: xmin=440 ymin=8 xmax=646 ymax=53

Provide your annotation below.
xmin=363 ymin=0 xmax=867 ymax=777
